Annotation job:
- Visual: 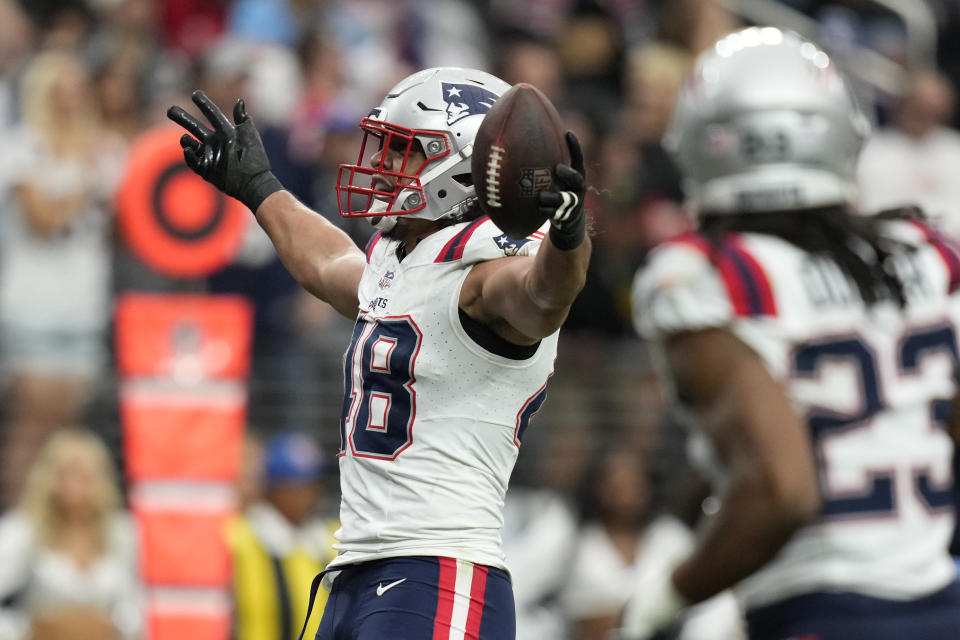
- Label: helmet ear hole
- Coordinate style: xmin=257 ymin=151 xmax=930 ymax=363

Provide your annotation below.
xmin=438 ymin=189 xmax=447 ymax=198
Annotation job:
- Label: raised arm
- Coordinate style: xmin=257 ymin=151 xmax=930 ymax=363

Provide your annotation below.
xmin=620 ymin=327 xmax=820 ymax=639
xmin=167 ymin=91 xmax=364 ymax=319
xmin=460 ymin=132 xmax=591 ymax=342
xmin=253 ymin=191 xmax=364 ymax=317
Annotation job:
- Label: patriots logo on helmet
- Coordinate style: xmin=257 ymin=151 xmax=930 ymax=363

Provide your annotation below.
xmin=442 ymin=82 xmax=499 ymax=126
xmin=492 ymin=233 xmax=531 ymax=256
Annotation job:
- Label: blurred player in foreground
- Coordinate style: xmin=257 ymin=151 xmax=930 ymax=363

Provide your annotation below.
xmin=627 ymin=27 xmax=960 ymax=640
xmin=168 ymin=67 xmax=590 ymax=639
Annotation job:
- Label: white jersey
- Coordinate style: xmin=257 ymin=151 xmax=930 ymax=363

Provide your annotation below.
xmin=328 ymin=217 xmax=558 ymax=571
xmin=633 ymin=219 xmax=960 ymax=610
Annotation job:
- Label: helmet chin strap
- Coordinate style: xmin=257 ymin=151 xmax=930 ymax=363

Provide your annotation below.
xmin=370 ymin=216 xmax=398 ymax=232
xmin=367 ymin=199 xmax=397 ymax=232
xmin=367 ymin=186 xmax=433 ymax=232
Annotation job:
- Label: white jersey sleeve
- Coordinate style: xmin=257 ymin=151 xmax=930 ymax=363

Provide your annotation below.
xmin=632 ymin=235 xmax=737 ymax=340
xmin=633 ymin=232 xmax=786 ymax=378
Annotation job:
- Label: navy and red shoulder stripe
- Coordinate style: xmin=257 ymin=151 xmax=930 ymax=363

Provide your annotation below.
xmin=668 ymin=231 xmax=778 ymax=317
xmin=434 ymin=216 xmax=489 ymax=263
xmin=364 ymin=231 xmax=383 ymax=263
xmin=909 ymin=219 xmax=960 ymax=293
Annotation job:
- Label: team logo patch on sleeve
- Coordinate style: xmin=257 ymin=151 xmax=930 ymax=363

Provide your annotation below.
xmin=492 ymin=233 xmax=532 ymax=256
xmin=442 ymin=82 xmax=499 ymax=125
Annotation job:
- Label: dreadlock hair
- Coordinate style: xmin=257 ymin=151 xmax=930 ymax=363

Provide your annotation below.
xmin=698 ymin=205 xmax=919 ymax=307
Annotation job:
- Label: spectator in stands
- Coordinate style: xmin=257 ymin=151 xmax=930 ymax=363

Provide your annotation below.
xmin=0 ymin=50 xmax=125 ymax=506
xmin=227 ymin=431 xmax=338 ymax=640
xmin=619 ymin=42 xmax=691 ymax=252
xmin=502 ymin=429 xmax=585 ymax=640
xmin=562 ymin=448 xmax=744 ymax=640
xmin=496 ymin=37 xmax=565 ymax=105
xmin=21 ymin=0 xmax=96 ymax=50
xmin=235 ymin=432 xmax=266 ymax=512
xmin=159 ymin=0 xmax=229 ymax=58
xmin=857 ymin=69 xmax=960 ymax=239
xmin=0 ymin=0 xmax=34 ymax=129
xmin=0 ymin=428 xmax=142 ymax=640
xmin=656 ymin=0 xmax=741 ymax=58
xmin=784 ymin=0 xmax=909 ymax=64
xmin=90 ymin=40 xmax=150 ymax=144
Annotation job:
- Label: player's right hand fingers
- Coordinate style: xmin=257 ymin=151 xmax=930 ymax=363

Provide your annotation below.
xmin=553 ymin=191 xmax=580 ymax=222
xmin=539 ymin=190 xmax=562 ymax=210
xmin=192 ymin=89 xmax=232 ymax=132
xmin=179 ymin=133 xmax=202 ymax=153
xmin=539 ymin=189 xmax=580 ymax=222
xmin=183 ymin=146 xmax=207 ymax=175
xmin=167 ymin=105 xmax=213 ymax=143
xmin=565 ymin=131 xmax=584 ymax=176
xmin=233 ymin=98 xmax=248 ymax=125
xmin=555 ymin=163 xmax=585 ymax=191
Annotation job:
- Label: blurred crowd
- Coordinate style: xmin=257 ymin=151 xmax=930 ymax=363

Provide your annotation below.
xmin=2 ymin=0 xmax=960 ymax=638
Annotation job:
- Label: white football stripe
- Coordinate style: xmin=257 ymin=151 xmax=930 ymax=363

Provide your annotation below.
xmin=554 ymin=191 xmax=579 ymax=221
xmin=446 ymin=559 xmax=476 ymax=640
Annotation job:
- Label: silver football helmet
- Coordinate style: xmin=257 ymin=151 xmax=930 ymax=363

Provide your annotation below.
xmin=664 ymin=27 xmax=871 ymax=215
xmin=337 ymin=67 xmax=511 ymax=231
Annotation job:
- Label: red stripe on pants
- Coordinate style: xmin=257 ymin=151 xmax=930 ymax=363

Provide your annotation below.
xmin=464 ymin=564 xmax=489 ymax=639
xmin=432 ymin=557 xmax=458 ymax=639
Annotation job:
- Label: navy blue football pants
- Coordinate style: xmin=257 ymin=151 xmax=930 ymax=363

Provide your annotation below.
xmin=746 ymin=580 xmax=960 ymax=640
xmin=310 ymin=557 xmax=515 ymax=640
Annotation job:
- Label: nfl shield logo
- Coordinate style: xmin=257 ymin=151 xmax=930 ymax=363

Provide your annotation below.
xmin=378 ymin=270 xmax=395 ymax=289
xmin=519 ymin=167 xmax=553 ymax=197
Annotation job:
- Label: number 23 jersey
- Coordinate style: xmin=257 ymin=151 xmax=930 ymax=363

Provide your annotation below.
xmin=329 ymin=217 xmax=557 ymax=572
xmin=633 ymin=219 xmax=960 ymax=610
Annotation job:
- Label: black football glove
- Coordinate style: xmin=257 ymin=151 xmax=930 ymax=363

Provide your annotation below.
xmin=539 ymin=131 xmax=586 ymax=251
xmin=166 ymin=90 xmax=283 ymax=213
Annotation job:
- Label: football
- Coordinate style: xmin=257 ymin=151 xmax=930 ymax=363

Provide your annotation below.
xmin=471 ymin=83 xmax=569 ymax=238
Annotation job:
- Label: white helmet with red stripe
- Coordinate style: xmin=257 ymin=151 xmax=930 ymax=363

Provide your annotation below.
xmin=337 ymin=67 xmax=510 ymax=231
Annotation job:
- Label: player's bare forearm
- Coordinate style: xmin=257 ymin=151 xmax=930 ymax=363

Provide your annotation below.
xmin=484 ymin=127 xmax=591 ymax=339
xmin=665 ymin=328 xmax=820 ymax=604
xmin=522 ymin=233 xmax=591 ymax=328
xmin=463 ymin=233 xmax=589 ymax=342
xmin=167 ymin=90 xmax=363 ymax=318
xmin=671 ymin=468 xmax=811 ymax=604
xmin=255 ymin=191 xmax=365 ymax=319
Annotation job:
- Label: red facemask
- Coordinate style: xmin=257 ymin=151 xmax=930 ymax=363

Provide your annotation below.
xmin=337 ymin=118 xmax=450 ymax=219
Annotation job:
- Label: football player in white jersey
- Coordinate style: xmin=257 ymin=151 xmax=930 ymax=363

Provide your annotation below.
xmin=167 ymin=67 xmax=589 ymax=640
xmin=623 ymin=27 xmax=960 ymax=640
